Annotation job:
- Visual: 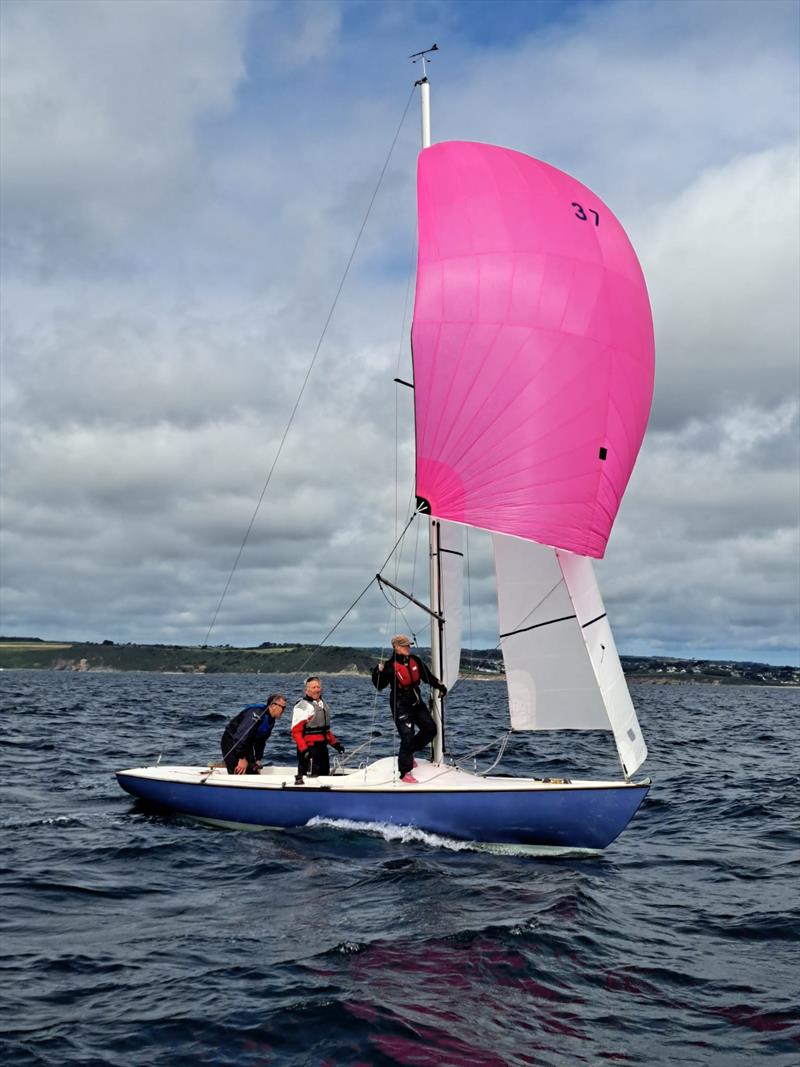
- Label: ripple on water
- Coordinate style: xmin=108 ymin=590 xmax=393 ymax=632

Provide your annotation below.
xmin=1 ymin=671 xmax=798 ymax=1065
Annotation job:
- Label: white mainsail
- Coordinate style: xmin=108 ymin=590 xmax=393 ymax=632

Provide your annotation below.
xmin=492 ymin=533 xmax=647 ymax=777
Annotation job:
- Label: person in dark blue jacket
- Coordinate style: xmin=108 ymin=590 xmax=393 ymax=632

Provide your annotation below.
xmin=220 ymin=694 xmax=287 ymax=774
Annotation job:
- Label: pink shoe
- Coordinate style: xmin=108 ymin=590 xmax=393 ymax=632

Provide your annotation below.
xmin=401 ymin=772 xmax=418 ymax=784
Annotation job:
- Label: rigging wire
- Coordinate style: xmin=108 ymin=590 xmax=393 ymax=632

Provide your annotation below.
xmin=203 ymin=84 xmax=417 ymax=647
xmin=377 ymin=581 xmax=420 ymax=646
xmin=452 ymin=731 xmax=514 ymax=776
xmin=393 ymin=236 xmax=417 ymax=578
xmin=335 ymin=498 xmax=423 ymax=772
xmin=296 ymin=508 xmax=421 ymax=675
xmin=413 ymin=524 xmax=556 ymax=678
xmin=409 ymin=503 xmax=422 ymax=598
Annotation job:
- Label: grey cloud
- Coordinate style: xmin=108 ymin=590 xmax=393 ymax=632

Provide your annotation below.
xmin=1 ymin=0 xmax=797 ymax=664
xmin=435 ymin=0 xmax=799 ymax=210
xmin=1 ymin=0 xmax=249 ymax=264
xmin=642 ymin=146 xmax=799 ymax=430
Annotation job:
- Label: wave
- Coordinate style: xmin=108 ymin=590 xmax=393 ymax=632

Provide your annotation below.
xmin=1 ymin=814 xmax=87 ymax=831
xmin=4 ymin=671 xmax=799 ymax=1066
xmin=303 ymin=816 xmax=601 ymax=858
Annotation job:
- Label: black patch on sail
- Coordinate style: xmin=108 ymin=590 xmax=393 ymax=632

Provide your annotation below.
xmin=416 ymin=496 xmax=432 ymax=514
xmin=599 ymin=447 xmax=608 ymax=460
xmin=627 ymin=728 xmax=637 ymax=742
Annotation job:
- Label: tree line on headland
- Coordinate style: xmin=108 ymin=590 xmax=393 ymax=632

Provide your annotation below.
xmin=0 ymin=637 xmax=797 ymax=686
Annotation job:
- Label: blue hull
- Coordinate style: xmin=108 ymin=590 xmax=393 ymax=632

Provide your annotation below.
xmin=116 ymin=771 xmax=649 ymax=850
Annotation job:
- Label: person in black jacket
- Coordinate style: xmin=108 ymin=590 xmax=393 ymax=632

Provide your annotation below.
xmin=220 ymin=694 xmax=287 ymax=774
xmin=371 ymin=634 xmax=446 ymax=784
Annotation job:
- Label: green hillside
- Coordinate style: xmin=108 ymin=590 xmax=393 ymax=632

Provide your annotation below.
xmin=0 ymin=638 xmax=797 ymax=685
xmin=0 ymin=639 xmax=379 ymax=674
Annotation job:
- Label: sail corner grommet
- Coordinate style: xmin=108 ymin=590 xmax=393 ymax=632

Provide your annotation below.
xmin=416 ymin=496 xmax=431 ymax=514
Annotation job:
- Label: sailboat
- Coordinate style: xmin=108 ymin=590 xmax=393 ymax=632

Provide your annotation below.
xmin=117 ymin=55 xmax=655 ymax=851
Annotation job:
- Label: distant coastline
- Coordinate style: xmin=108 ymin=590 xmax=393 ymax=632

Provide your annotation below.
xmin=0 ymin=637 xmax=797 ymax=687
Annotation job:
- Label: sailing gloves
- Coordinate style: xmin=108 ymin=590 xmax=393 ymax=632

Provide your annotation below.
xmin=333 ymin=742 xmax=345 ymax=754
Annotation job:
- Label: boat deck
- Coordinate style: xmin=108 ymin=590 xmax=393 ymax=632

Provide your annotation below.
xmin=120 ymin=756 xmax=644 ymax=793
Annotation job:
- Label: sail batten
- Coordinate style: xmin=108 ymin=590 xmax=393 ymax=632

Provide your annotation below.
xmin=500 ymin=613 xmax=578 ymax=639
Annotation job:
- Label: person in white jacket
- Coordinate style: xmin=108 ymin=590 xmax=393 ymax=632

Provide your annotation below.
xmin=291 ymin=676 xmax=344 ymax=781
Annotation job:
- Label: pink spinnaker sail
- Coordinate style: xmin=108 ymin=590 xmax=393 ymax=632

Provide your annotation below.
xmin=411 ymin=141 xmax=654 ymax=558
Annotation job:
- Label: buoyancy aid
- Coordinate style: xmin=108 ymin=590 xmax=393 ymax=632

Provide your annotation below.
xmin=296 ymin=698 xmax=331 ymax=736
xmin=224 ymin=704 xmax=272 ymax=754
xmin=393 ymin=657 xmax=421 ymax=688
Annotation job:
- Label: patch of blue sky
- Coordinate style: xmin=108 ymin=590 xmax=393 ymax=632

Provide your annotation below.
xmin=233 ymin=0 xmax=606 ymax=112
xmin=357 ymin=244 xmax=417 ymax=285
xmin=424 ymin=0 xmax=603 ymax=46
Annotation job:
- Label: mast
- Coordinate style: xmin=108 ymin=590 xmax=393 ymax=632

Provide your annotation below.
xmin=429 ymin=518 xmax=445 ymax=763
xmin=411 ymin=44 xmax=444 ymax=762
xmin=419 ymin=72 xmax=431 ymax=149
xmin=410 ymin=44 xmax=436 ymax=150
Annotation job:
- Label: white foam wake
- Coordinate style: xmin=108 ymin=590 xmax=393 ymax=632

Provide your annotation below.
xmin=304 ymin=816 xmax=600 ymax=858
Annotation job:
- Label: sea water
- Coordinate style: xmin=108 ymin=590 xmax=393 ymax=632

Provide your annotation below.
xmin=1 ymin=670 xmax=798 ymax=1065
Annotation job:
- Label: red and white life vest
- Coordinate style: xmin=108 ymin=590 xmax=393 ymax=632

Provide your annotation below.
xmin=393 ymin=657 xmax=421 ymax=688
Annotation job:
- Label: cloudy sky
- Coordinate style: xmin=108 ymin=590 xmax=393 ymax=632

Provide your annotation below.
xmin=1 ymin=0 xmax=798 ymax=665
